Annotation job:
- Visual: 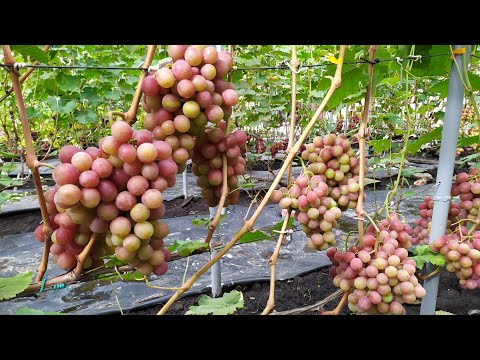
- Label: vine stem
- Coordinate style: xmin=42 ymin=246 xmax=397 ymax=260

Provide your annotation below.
xmin=372 ymin=55 xmax=414 ymax=220
xmin=287 ymin=45 xmax=299 ymax=186
xmin=262 ymin=45 xmax=298 ymax=315
xmin=355 ymin=45 xmax=377 ymax=241
xmin=2 ymin=45 xmax=53 ymax=283
xmin=113 ymin=45 xmax=157 ymax=125
xmin=458 ymin=46 xmax=480 ymax=144
xmin=156 ymin=45 xmax=348 ymax=315
xmin=19 ymin=247 xmax=209 ymax=297
xmin=204 ymin=155 xmax=228 ymax=245
xmin=261 ymin=210 xmax=291 ymax=315
xmin=73 ymin=232 xmax=97 ymax=276
xmin=0 ymin=45 xmax=50 ymax=103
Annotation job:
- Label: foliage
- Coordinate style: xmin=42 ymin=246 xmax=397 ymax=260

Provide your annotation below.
xmin=185 ymin=290 xmax=244 ymax=315
xmin=411 ymin=245 xmax=446 ymax=269
xmin=0 ymin=271 xmax=32 ymax=301
xmin=15 ymin=307 xmax=64 ymax=315
xmin=168 ymin=239 xmax=208 ymax=256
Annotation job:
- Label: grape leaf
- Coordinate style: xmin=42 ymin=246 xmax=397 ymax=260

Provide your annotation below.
xmin=411 ymin=245 xmax=445 ymax=269
xmin=97 ymin=270 xmax=144 ymax=281
xmin=168 ymin=240 xmax=208 ymax=256
xmin=238 ymin=229 xmax=270 ymax=244
xmin=101 ymin=255 xmax=128 ymax=268
xmin=406 ymin=127 xmax=443 ymax=155
xmin=0 ymin=272 xmax=32 ymax=301
xmin=186 ymin=290 xmax=244 ymax=315
xmin=368 ymin=139 xmax=390 ymax=154
xmin=272 ymin=217 xmax=294 ymax=232
xmin=0 ymin=150 xmax=17 ymax=159
xmin=76 ymin=109 xmax=98 ymax=124
xmin=458 ymin=136 xmax=480 ymax=148
xmin=15 ymin=307 xmax=65 ymax=315
xmin=401 ymin=167 xmax=426 ymax=178
xmin=11 ymin=45 xmax=50 ymax=63
xmin=191 ymin=217 xmax=211 ymax=229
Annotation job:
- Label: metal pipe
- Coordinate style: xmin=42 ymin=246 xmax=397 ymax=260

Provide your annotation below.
xmin=420 ymin=45 xmax=470 ymax=315
xmin=209 ymin=205 xmax=226 ymax=297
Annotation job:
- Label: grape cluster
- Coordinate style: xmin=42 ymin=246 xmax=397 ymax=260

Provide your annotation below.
xmin=365 ymin=214 xmax=414 ymax=250
xmin=269 ymin=139 xmax=289 ymax=158
xmin=272 ymin=173 xmax=340 ymax=250
xmin=270 ymin=133 xmax=363 ymax=250
xmin=191 ymin=122 xmax=248 ymax=207
xmin=302 ymin=134 xmax=362 ymax=211
xmin=412 ymin=169 xmax=480 ymax=245
xmin=327 ymin=215 xmax=426 ymax=315
xmin=430 ymin=230 xmax=480 ymax=289
xmin=35 ymin=120 xmax=172 ymax=276
xmin=333 ymin=115 xmax=360 ymax=133
xmin=462 ymin=107 xmax=476 ymax=123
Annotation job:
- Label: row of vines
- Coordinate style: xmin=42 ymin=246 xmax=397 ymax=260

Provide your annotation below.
xmin=0 ymin=44 xmax=479 ymax=315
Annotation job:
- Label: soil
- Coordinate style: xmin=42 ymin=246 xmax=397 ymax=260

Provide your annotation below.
xmin=128 ymin=266 xmax=480 ymax=315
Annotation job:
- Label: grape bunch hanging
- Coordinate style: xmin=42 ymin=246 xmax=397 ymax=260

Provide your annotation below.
xmin=35 ymin=45 xmax=245 ymax=276
xmin=271 ymin=133 xmax=363 ymax=250
xmin=328 ymin=214 xmax=426 ymax=315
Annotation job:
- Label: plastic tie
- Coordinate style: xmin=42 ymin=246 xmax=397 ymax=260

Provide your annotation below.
xmin=450 ymin=47 xmax=467 ymax=60
xmin=52 ymin=283 xmax=66 ymax=290
xmin=40 ymin=278 xmax=47 ymax=292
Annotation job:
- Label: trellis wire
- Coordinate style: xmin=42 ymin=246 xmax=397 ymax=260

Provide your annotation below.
xmin=0 ymin=52 xmax=461 ymax=73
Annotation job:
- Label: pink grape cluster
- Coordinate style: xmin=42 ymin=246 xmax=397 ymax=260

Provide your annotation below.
xmin=191 ymin=121 xmax=248 ymax=207
xmin=365 ymin=214 xmax=414 ymax=250
xmin=412 ymin=196 xmax=461 ymax=245
xmin=412 ymin=169 xmax=480 ymax=245
xmin=429 ymin=230 xmax=480 ymax=289
xmin=35 ymin=120 xmax=172 ymax=276
xmin=142 ymin=44 xmax=237 ymax=144
xmin=327 ymin=215 xmax=426 ymax=315
xmin=270 ymin=134 xmax=363 ymax=250
xmin=301 ymin=134 xmax=362 ymax=211
xmin=272 ymin=173 xmax=340 ymax=251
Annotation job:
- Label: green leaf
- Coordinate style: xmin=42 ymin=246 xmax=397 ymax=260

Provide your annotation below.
xmin=101 ymin=255 xmax=128 ymax=268
xmin=57 ymin=74 xmax=82 ymax=93
xmin=186 ymin=290 xmax=244 ymax=315
xmin=168 ymin=239 xmax=208 ymax=256
xmin=401 ymin=167 xmax=426 ymax=178
xmin=80 ymin=87 xmax=102 ymax=103
xmin=238 ymin=229 xmax=270 ymax=244
xmin=411 ymin=245 xmax=445 ymax=270
xmin=272 ymin=217 xmax=294 ymax=232
xmin=406 ymin=128 xmax=443 ymax=155
xmin=0 ymin=272 xmax=32 ymax=301
xmin=76 ymin=109 xmax=98 ymax=124
xmin=457 ymin=136 xmax=479 ymax=148
xmin=191 ymin=217 xmax=211 ymax=229
xmin=0 ymin=150 xmax=17 ymax=159
xmin=382 ymin=114 xmax=403 ymax=127
xmin=430 ymin=79 xmax=449 ymax=98
xmin=15 ymin=307 xmax=65 ymax=315
xmin=468 ymin=73 xmax=480 ymax=92
xmin=11 ymin=45 xmax=50 ymax=63
xmin=0 ymin=178 xmax=24 ymax=186
xmin=322 ymin=66 xmax=370 ymax=110
xmin=458 ymin=152 xmax=480 ymax=165
xmin=369 ymin=139 xmax=391 ymax=154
